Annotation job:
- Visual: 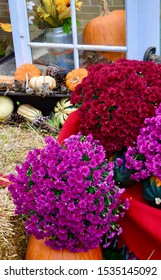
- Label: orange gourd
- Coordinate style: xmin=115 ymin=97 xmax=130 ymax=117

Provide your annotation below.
xmin=66 ymin=68 xmax=88 ymax=91
xmin=25 ymin=235 xmax=103 ymax=260
xmin=14 ymin=63 xmax=41 ymax=81
xmin=82 ymin=0 xmax=126 ymax=62
xmin=0 ymin=76 xmax=14 ymax=84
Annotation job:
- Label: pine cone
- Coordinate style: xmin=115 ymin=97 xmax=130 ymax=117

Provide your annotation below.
xmin=32 ymin=116 xmax=59 ymax=134
xmin=32 ymin=116 xmax=50 ymax=128
xmin=46 ymin=65 xmax=66 ymax=76
xmin=7 ymin=112 xmax=26 ymax=124
xmin=46 ymin=66 xmax=67 ymax=90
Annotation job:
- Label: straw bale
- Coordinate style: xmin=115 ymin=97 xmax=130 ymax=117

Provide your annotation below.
xmin=0 ymin=187 xmax=29 ymax=260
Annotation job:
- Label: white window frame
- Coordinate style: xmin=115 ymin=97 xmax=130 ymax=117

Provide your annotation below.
xmin=8 ymin=0 xmax=160 ymax=68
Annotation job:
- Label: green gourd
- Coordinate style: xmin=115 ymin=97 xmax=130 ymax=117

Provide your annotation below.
xmin=143 ymin=176 xmax=161 ymax=208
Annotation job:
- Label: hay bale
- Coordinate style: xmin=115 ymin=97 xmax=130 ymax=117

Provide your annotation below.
xmin=0 ymin=187 xmax=29 ymax=260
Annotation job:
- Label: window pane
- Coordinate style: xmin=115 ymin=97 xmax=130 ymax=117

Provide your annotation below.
xmin=81 ymin=0 xmax=126 ymax=62
xmin=0 ymin=1 xmax=16 ymax=75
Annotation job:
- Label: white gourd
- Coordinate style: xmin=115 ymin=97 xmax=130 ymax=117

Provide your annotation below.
xmin=29 ymin=76 xmax=56 ymax=90
xmin=0 ymin=96 xmax=14 ymax=121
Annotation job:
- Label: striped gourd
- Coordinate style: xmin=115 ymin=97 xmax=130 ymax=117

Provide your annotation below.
xmin=17 ymin=104 xmax=42 ymax=122
xmin=54 ymin=98 xmax=77 ymax=125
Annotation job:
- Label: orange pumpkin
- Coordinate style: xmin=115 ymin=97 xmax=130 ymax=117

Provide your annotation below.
xmin=25 ymin=235 xmax=103 ymax=260
xmin=66 ymin=68 xmax=88 ymax=91
xmin=14 ymin=63 xmax=41 ymax=81
xmin=82 ymin=0 xmax=126 ymax=62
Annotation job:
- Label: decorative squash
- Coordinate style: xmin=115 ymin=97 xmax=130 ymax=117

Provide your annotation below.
xmin=14 ymin=63 xmax=41 ymax=81
xmin=17 ymin=104 xmax=42 ymax=122
xmin=66 ymin=68 xmax=88 ymax=91
xmin=54 ymin=98 xmax=78 ymax=125
xmin=0 ymin=96 xmax=14 ymax=121
xmin=25 ymin=235 xmax=103 ymax=260
xmin=143 ymin=176 xmax=161 ymax=208
xmin=82 ymin=0 xmax=126 ymax=62
xmin=0 ymin=76 xmax=14 ymax=84
xmin=29 ymin=75 xmax=56 ymax=91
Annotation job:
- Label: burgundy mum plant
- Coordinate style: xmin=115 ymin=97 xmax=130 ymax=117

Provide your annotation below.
xmin=70 ymin=59 xmax=161 ymax=157
xmin=8 ymin=133 xmax=129 ymax=252
xmin=124 ymin=103 xmax=161 ymax=182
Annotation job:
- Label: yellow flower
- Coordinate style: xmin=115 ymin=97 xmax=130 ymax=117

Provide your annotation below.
xmin=75 ymin=0 xmax=83 ymax=10
xmin=0 ymin=23 xmax=12 ymax=32
xmin=31 ymin=0 xmax=83 ymax=33
xmin=55 ymin=0 xmax=82 ymax=14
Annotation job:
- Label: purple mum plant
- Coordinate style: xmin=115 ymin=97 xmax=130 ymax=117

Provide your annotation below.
xmin=124 ymin=103 xmax=161 ymax=182
xmin=8 ymin=133 xmax=129 ymax=252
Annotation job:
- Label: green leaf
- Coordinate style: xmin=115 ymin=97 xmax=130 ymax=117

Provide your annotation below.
xmin=62 ymin=22 xmax=71 ymax=34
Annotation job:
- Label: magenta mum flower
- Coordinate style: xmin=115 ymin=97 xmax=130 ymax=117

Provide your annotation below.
xmin=8 ymin=133 xmax=128 ymax=252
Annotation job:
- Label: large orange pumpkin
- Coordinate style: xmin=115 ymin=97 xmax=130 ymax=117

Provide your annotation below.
xmin=25 ymin=235 xmax=103 ymax=260
xmin=82 ymin=0 xmax=126 ymax=62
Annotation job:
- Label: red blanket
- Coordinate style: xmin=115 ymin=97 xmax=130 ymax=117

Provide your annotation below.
xmin=58 ymin=110 xmax=161 ymax=260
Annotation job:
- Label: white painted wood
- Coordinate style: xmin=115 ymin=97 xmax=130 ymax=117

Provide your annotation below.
xmin=8 ymin=0 xmax=32 ymax=67
xmin=70 ymin=0 xmax=80 ymax=68
xmin=126 ymin=0 xmax=160 ymax=60
xmin=29 ymin=42 xmax=127 ymax=52
xmin=8 ymin=0 xmax=161 ymax=67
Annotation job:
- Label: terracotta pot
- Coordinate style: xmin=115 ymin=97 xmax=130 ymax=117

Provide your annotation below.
xmin=25 ymin=235 xmax=103 ymax=260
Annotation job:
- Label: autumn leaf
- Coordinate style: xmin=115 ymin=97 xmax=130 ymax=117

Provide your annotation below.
xmin=0 ymin=23 xmax=12 ymax=32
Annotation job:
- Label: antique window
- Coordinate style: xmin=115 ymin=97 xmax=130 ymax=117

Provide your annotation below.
xmin=7 ymin=0 xmax=160 ymax=69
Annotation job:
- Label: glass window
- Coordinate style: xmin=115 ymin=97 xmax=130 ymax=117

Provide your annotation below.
xmin=6 ymin=0 xmax=161 ymax=72
xmin=0 ymin=2 xmax=16 ymax=75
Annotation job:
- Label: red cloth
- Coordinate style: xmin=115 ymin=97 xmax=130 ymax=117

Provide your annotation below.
xmin=58 ymin=110 xmax=161 ymax=260
xmin=119 ymin=184 xmax=161 ymax=260
xmin=57 ymin=110 xmax=80 ymax=144
xmin=0 ymin=174 xmax=10 ymax=187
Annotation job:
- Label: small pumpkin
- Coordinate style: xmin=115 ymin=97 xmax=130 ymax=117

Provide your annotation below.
xmin=54 ymin=98 xmax=78 ymax=125
xmin=25 ymin=235 xmax=103 ymax=260
xmin=0 ymin=96 xmax=14 ymax=121
xmin=14 ymin=63 xmax=41 ymax=81
xmin=143 ymin=176 xmax=161 ymax=208
xmin=66 ymin=68 xmax=88 ymax=91
xmin=82 ymin=0 xmax=126 ymax=62
xmin=17 ymin=104 xmax=42 ymax=122
xmin=29 ymin=75 xmax=56 ymax=91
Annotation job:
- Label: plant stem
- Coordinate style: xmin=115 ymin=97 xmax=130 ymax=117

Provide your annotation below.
xmin=101 ymin=0 xmax=110 ymax=16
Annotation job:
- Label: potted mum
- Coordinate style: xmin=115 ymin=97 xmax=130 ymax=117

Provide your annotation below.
xmin=122 ymin=103 xmax=161 ymax=208
xmin=70 ymin=59 xmax=161 ymax=157
xmin=27 ymin=0 xmax=83 ymax=72
xmin=8 ymin=133 xmax=128 ymax=260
